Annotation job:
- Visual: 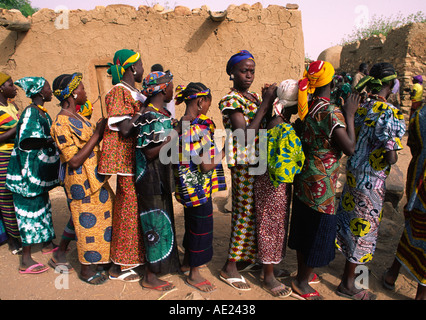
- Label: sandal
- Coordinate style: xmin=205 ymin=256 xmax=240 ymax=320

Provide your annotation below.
xmin=291 ymin=290 xmax=321 ymax=300
xmin=48 ymin=258 xmax=74 ymax=274
xmin=219 ymin=274 xmax=251 ymax=291
xmin=185 ymin=279 xmax=216 ymax=293
xmin=336 ymin=286 xmax=376 ymax=300
xmin=80 ymin=271 xmax=108 ymax=285
xmin=108 ymin=268 xmax=141 ymax=282
xmin=263 ymin=283 xmax=292 ymax=298
xmin=19 ymin=263 xmax=49 ymax=274
xmin=142 ymin=281 xmax=175 ymax=291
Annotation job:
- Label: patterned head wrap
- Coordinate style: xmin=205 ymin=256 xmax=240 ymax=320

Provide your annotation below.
xmin=175 ymin=85 xmax=211 ymax=105
xmin=226 ymin=50 xmax=255 ymax=78
xmin=413 ymin=75 xmax=423 ymax=84
xmin=107 ymin=49 xmax=141 ymax=85
xmin=14 ymin=77 xmax=46 ymax=98
xmin=0 ymin=72 xmax=11 ymax=87
xmin=273 ymin=79 xmax=299 ymax=116
xmin=53 ymin=73 xmax=83 ymax=102
xmin=77 ymin=100 xmax=93 ymax=117
xmin=355 ymin=62 xmax=397 ymax=94
xmin=298 ymin=60 xmax=335 ymax=121
xmin=142 ymin=71 xmax=173 ymax=97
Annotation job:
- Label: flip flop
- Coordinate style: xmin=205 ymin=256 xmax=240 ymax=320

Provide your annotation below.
xmin=11 ymin=247 xmax=22 ymax=255
xmin=80 ymin=271 xmax=108 ymax=285
xmin=185 ymin=279 xmax=217 ymax=293
xmin=142 ymin=281 xmax=175 ymax=291
xmin=48 ymin=258 xmax=74 ymax=274
xmin=19 ymin=263 xmax=49 ymax=274
xmin=42 ymin=246 xmax=59 ymax=255
xmin=336 ymin=288 xmax=377 ymax=300
xmin=219 ymin=274 xmax=251 ymax=291
xmin=309 ymin=273 xmax=321 ymax=284
xmin=263 ymin=283 xmax=292 ymax=298
xmin=291 ymin=290 xmax=321 ymax=300
xmin=238 ymin=263 xmax=262 ymax=273
xmin=108 ymin=268 xmax=141 ymax=282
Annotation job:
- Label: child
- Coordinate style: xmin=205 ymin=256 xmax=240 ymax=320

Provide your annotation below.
xmin=254 ymin=79 xmax=305 ymax=297
xmin=50 ymin=73 xmax=113 ymax=285
xmin=6 ymin=77 xmax=60 ymax=274
xmin=174 ymin=82 xmax=227 ymax=292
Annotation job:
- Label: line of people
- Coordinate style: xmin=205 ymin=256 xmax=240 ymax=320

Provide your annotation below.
xmin=0 ymin=48 xmax=424 ymax=300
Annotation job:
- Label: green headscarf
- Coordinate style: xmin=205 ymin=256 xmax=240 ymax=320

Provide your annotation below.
xmin=107 ymin=49 xmax=141 ymax=85
xmin=14 ymin=77 xmax=46 ymax=98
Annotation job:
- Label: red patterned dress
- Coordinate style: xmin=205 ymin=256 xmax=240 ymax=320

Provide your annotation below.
xmin=98 ymin=84 xmax=145 ymax=267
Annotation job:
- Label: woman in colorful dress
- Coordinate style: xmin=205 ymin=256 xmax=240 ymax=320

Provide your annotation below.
xmin=174 ymin=82 xmax=227 ymax=292
xmin=6 ymin=77 xmax=60 ymax=274
xmin=0 ymin=72 xmax=21 ymax=254
xmin=254 ymin=79 xmax=305 ymax=298
xmin=135 ymin=71 xmax=180 ymax=291
xmin=383 ymin=99 xmax=426 ymax=300
xmin=98 ymin=49 xmax=146 ymax=282
xmin=335 ymin=62 xmax=406 ymax=300
xmin=50 ymin=73 xmax=113 ymax=284
xmin=288 ymin=61 xmax=360 ymax=300
xmin=218 ymin=50 xmax=277 ymax=291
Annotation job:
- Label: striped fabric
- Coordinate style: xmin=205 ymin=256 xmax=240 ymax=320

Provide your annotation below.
xmin=0 ymin=102 xmax=19 ymax=151
xmin=0 ymin=150 xmax=20 ymax=239
xmin=175 ymin=114 xmax=226 ymax=208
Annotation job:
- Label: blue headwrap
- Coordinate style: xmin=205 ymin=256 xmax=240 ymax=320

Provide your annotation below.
xmin=226 ymin=50 xmax=255 ymax=78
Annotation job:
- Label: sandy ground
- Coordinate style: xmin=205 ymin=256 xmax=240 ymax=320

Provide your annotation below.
xmin=0 ymin=134 xmax=420 ymax=304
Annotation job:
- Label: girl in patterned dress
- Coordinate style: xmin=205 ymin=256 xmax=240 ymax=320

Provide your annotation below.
xmin=174 ymin=82 xmax=227 ymax=292
xmin=254 ymin=79 xmax=305 ymax=297
xmin=218 ymin=50 xmax=277 ymax=291
xmin=288 ymin=61 xmax=360 ymax=300
xmin=51 ymin=73 xmax=113 ymax=285
xmin=6 ymin=77 xmax=60 ymax=274
xmin=0 ymin=73 xmax=21 ymax=254
xmin=335 ymin=63 xmax=406 ymax=300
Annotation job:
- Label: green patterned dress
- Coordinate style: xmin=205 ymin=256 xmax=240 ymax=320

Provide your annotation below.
xmin=6 ymin=106 xmax=60 ymax=245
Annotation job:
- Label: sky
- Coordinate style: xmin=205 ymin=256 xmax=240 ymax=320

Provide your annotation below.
xmin=30 ymin=0 xmax=425 ymax=58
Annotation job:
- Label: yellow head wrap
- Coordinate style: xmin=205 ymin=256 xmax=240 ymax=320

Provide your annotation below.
xmin=0 ymin=72 xmax=11 ymax=87
xmin=298 ymin=61 xmax=335 ymax=120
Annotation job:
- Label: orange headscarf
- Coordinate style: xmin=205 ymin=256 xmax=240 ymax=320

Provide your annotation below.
xmin=298 ymin=60 xmax=335 ymax=120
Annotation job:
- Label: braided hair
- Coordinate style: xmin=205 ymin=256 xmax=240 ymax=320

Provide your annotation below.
xmin=175 ymin=82 xmax=211 ymax=105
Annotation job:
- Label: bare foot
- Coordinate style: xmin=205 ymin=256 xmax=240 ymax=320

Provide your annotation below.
xmin=263 ymin=278 xmax=292 ymax=298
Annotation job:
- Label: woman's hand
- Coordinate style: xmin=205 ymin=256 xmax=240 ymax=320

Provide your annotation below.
xmin=95 ymin=118 xmax=107 ymax=141
xmin=342 ymin=93 xmax=361 ymax=118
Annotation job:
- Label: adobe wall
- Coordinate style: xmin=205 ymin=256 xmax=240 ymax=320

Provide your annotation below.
xmin=0 ymin=3 xmax=305 ymax=128
xmin=338 ymin=22 xmax=426 ymax=113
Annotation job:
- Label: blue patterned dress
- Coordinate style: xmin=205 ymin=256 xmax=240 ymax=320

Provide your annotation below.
xmin=336 ymin=99 xmax=406 ymax=264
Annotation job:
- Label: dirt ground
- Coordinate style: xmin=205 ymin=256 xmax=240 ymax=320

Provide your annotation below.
xmin=0 ymin=134 xmax=420 ymax=302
